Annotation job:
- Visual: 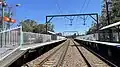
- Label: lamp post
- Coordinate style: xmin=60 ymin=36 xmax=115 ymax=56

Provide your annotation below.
xmin=7 ymin=4 xmax=21 ymax=46
xmin=0 ymin=0 xmax=7 ymax=47
xmin=1 ymin=1 xmax=7 ymax=31
xmin=105 ymin=0 xmax=112 ymax=42
xmin=0 ymin=0 xmax=21 ymax=47
xmin=7 ymin=4 xmax=21 ymax=29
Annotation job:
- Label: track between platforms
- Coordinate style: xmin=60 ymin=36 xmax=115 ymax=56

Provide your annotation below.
xmin=36 ymin=39 xmax=70 ymax=67
xmin=73 ymin=39 xmax=118 ymax=67
xmin=23 ymin=39 xmax=70 ymax=67
xmin=23 ymin=39 xmax=111 ymax=67
xmin=72 ymin=40 xmax=110 ymax=67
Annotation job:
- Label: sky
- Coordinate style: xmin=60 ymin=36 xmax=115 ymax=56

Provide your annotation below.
xmin=6 ymin=0 xmax=102 ymax=34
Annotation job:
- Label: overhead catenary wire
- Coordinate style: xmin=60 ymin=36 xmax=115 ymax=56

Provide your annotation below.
xmin=76 ymin=0 xmax=91 ymax=26
xmin=55 ymin=0 xmax=91 ymax=27
xmin=79 ymin=0 xmax=87 ymax=13
xmin=76 ymin=0 xmax=88 ymax=25
xmin=82 ymin=0 xmax=91 ymax=13
xmin=55 ymin=0 xmax=72 ymax=21
xmin=70 ymin=0 xmax=88 ymax=24
xmin=55 ymin=0 xmax=82 ymax=25
xmin=56 ymin=0 xmax=62 ymax=14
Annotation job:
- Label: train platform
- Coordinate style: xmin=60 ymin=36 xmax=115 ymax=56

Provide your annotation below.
xmin=0 ymin=39 xmax=66 ymax=67
xmin=24 ymin=39 xmax=111 ymax=67
xmin=0 ymin=45 xmax=19 ymax=61
xmin=20 ymin=39 xmax=66 ymax=50
xmin=76 ymin=38 xmax=120 ymax=46
xmin=0 ymin=48 xmax=27 ymax=67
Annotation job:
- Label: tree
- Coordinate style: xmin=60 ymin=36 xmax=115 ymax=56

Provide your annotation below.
xmin=33 ymin=23 xmax=54 ymax=34
xmin=20 ymin=19 xmax=37 ymax=32
xmin=46 ymin=22 xmax=54 ymax=32
xmin=20 ymin=19 xmax=54 ymax=33
xmin=33 ymin=24 xmax=46 ymax=33
xmin=112 ymin=0 xmax=120 ymax=23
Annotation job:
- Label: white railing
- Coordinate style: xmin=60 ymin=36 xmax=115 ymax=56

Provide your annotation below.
xmin=0 ymin=26 xmax=66 ymax=47
xmin=22 ymin=32 xmax=66 ymax=46
xmin=76 ymin=32 xmax=120 ymax=42
xmin=0 ymin=26 xmax=22 ymax=48
xmin=23 ymin=32 xmax=51 ymax=45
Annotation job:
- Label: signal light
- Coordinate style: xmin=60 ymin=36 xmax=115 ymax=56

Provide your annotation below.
xmin=10 ymin=19 xmax=16 ymax=23
xmin=0 ymin=16 xmax=16 ymax=23
xmin=4 ymin=16 xmax=10 ymax=21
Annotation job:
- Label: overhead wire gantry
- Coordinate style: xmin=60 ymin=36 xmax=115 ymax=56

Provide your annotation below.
xmin=45 ymin=13 xmax=100 ymax=40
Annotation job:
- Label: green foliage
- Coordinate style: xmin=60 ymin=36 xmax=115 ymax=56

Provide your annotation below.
xmin=33 ymin=23 xmax=54 ymax=34
xmin=112 ymin=17 xmax=120 ymax=23
xmin=33 ymin=24 xmax=46 ymax=33
xmin=86 ymin=0 xmax=120 ymax=34
xmin=20 ymin=19 xmax=54 ymax=34
xmin=47 ymin=23 xmax=54 ymax=32
xmin=112 ymin=0 xmax=120 ymax=23
xmin=20 ymin=19 xmax=37 ymax=32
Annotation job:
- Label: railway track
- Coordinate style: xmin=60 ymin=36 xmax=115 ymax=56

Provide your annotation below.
xmin=22 ymin=39 xmax=116 ymax=67
xmin=23 ymin=39 xmax=70 ymax=67
xmin=72 ymin=39 xmax=117 ymax=67
xmin=36 ymin=39 xmax=69 ymax=67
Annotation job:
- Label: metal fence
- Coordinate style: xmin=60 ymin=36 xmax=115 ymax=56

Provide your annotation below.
xmin=76 ymin=33 xmax=98 ymax=41
xmin=0 ymin=26 xmax=66 ymax=48
xmin=76 ymin=33 xmax=120 ymax=42
xmin=0 ymin=26 xmax=22 ymax=48
xmin=22 ymin=32 xmax=66 ymax=45
xmin=23 ymin=32 xmax=51 ymax=45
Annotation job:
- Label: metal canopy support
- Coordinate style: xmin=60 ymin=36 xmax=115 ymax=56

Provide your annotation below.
xmin=89 ymin=15 xmax=97 ymax=23
xmin=45 ymin=13 xmax=99 ymax=40
xmin=46 ymin=17 xmax=54 ymax=34
xmin=96 ymin=14 xmax=100 ymax=41
xmin=106 ymin=0 xmax=112 ymax=41
xmin=47 ymin=17 xmax=54 ymax=23
xmin=46 ymin=13 xmax=98 ymax=17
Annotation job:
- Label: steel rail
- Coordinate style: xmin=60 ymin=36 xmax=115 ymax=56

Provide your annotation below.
xmin=72 ymin=39 xmax=91 ymax=67
xmin=73 ymin=39 xmax=117 ymax=67
xmin=23 ymin=40 xmax=67 ymax=67
xmin=56 ymin=40 xmax=70 ymax=67
xmin=36 ymin=40 xmax=69 ymax=67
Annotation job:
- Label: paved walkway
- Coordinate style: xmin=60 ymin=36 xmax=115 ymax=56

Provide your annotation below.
xmin=0 ymin=39 xmax=66 ymax=67
xmin=21 ymin=39 xmax=66 ymax=50
xmin=0 ymin=45 xmax=19 ymax=60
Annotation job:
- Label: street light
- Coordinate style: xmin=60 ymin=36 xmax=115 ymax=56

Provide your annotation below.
xmin=6 ymin=4 xmax=21 ymax=47
xmin=16 ymin=4 xmax=21 ymax=7
xmin=7 ymin=4 xmax=21 ymax=29
xmin=1 ymin=1 xmax=7 ymax=31
xmin=105 ymin=0 xmax=112 ymax=41
xmin=0 ymin=0 xmax=21 ymax=47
